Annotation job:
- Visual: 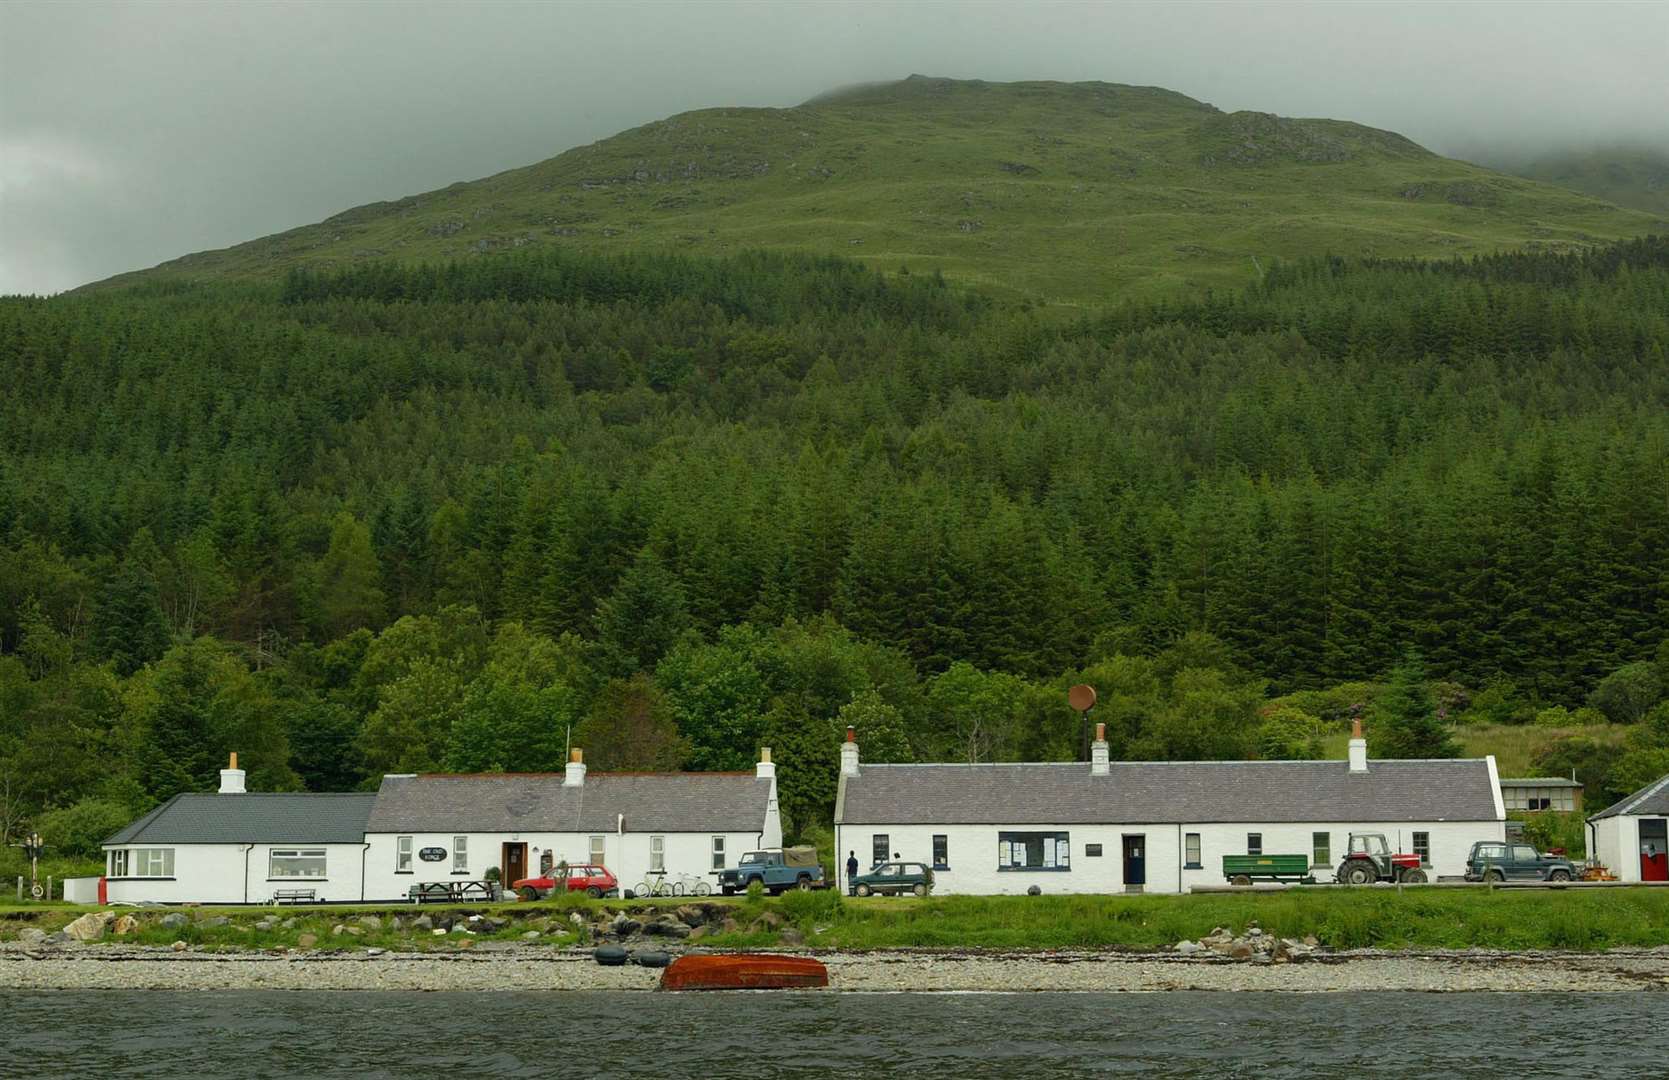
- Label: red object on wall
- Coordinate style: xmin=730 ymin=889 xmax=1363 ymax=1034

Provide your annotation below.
xmin=98 ymin=876 xmax=108 ymax=905
xmin=1642 ymin=853 xmax=1668 ymax=882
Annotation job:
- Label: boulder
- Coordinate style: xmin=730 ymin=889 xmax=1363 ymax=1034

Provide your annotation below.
xmin=1302 ymin=935 xmax=1319 ymax=947
xmin=720 ymin=917 xmax=740 ymax=934
xmin=412 ymin=915 xmax=433 ymax=931
xmin=281 ymin=918 xmax=298 ymax=929
xmin=612 ymin=916 xmax=643 ymax=937
xmin=778 ymin=928 xmax=805 ymax=946
xmin=688 ymin=924 xmax=713 ymax=941
xmin=645 ymin=919 xmax=691 ymax=939
xmin=17 ymin=927 xmax=47 ymax=945
xmin=113 ymin=915 xmax=141 ymax=936
xmin=357 ymin=915 xmax=382 ymax=930
xmin=522 ymin=930 xmax=541 ymax=940
xmin=297 ymin=933 xmax=318 ymax=948
xmin=46 ymin=931 xmax=71 ymax=945
xmin=159 ymin=913 xmax=189 ymax=930
xmin=674 ymin=905 xmax=705 ymax=927
xmin=64 ymin=913 xmax=108 ymax=942
xmin=1228 ymin=941 xmax=1255 ymax=960
xmin=170 ymin=940 xmax=189 ymax=952
xmin=753 ymin=911 xmax=784 ymax=930
xmin=366 ymin=948 xmax=387 ymax=957
xmin=569 ymin=912 xmax=586 ymax=927
xmin=391 ymin=917 xmax=404 ymax=932
xmin=1174 ymin=940 xmax=1203 ymax=955
xmin=199 ymin=916 xmax=229 ymax=929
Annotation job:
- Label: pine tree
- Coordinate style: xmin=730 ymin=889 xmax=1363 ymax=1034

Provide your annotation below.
xmin=1369 ymin=650 xmax=1460 ymax=759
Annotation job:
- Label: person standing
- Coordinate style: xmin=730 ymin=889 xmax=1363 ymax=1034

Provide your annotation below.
xmin=846 ymin=851 xmax=859 ymax=896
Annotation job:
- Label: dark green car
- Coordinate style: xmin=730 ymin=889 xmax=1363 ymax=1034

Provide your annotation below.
xmin=851 ymin=861 xmax=933 ymax=897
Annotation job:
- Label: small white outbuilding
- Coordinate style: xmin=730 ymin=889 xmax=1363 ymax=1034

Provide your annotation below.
xmin=1587 ymin=772 xmax=1669 ymax=883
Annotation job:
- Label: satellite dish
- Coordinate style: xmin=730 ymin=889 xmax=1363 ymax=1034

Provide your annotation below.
xmin=1068 ymin=684 xmax=1097 ymax=712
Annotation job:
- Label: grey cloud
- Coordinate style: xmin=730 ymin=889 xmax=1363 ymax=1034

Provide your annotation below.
xmin=3 ymin=0 xmax=1666 ymax=294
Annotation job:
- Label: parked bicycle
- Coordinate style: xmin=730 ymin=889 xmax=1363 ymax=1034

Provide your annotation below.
xmin=669 ymin=872 xmax=712 ymax=897
xmin=634 ymin=869 xmax=674 ymax=898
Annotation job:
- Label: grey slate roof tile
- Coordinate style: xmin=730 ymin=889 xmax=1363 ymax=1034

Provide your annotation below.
xmin=838 ymin=759 xmax=1500 ymax=825
xmin=366 ymin=772 xmax=773 ymax=834
xmin=1589 ymin=772 xmax=1669 ymax=821
xmin=105 ymin=793 xmax=377 ymax=845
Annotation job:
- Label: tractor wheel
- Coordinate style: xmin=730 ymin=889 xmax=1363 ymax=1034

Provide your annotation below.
xmin=856 ymin=883 xmax=871 ymax=897
xmin=1344 ymin=862 xmax=1376 ymax=885
xmin=518 ymin=886 xmax=539 ymax=902
xmin=1400 ymin=868 xmax=1428 ymax=884
xmin=1548 ymin=869 xmax=1571 ymax=883
xmin=1230 ymin=874 xmax=1252 ymax=887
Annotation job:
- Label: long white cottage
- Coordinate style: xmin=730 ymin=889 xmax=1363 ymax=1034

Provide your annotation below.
xmin=102 ymin=749 xmax=782 ymax=904
xmin=834 ymin=723 xmax=1507 ymax=895
xmin=1587 ymin=772 xmax=1669 ymax=883
xmin=360 ymin=749 xmax=782 ymax=900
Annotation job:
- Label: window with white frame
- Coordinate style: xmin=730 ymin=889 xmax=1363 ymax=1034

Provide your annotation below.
xmin=872 ymin=834 xmax=889 ymax=866
xmin=1412 ymin=831 xmax=1431 ymax=866
xmin=590 ymin=835 xmax=606 ymax=867
xmin=1247 ymin=833 xmax=1263 ymax=856
xmin=122 ymin=848 xmax=174 ymax=877
xmin=650 ymin=835 xmax=665 ymax=872
xmin=1313 ymin=832 xmax=1331 ymax=867
xmin=269 ymin=849 xmax=326 ymax=879
xmin=711 ymin=836 xmax=726 ymax=871
xmin=396 ymin=835 xmax=413 ymax=872
xmin=1184 ymin=833 xmax=1201 ymax=868
xmin=109 ymin=850 xmax=128 ymax=876
xmin=453 ymin=836 xmax=468 ymax=873
xmin=997 ymin=832 xmax=1070 ymax=870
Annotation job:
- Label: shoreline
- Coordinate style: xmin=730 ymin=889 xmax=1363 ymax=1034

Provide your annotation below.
xmin=4 ymin=944 xmax=1666 ymax=993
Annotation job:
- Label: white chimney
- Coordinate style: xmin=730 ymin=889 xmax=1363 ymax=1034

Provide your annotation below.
xmin=219 ymin=752 xmax=246 ymax=794
xmin=564 ymin=747 xmax=587 ymax=787
xmin=756 ymin=746 xmax=776 ymax=780
xmin=1091 ymin=723 xmax=1109 ymax=776
xmin=1348 ymin=720 xmax=1368 ymax=774
xmin=840 ymin=726 xmax=860 ymax=777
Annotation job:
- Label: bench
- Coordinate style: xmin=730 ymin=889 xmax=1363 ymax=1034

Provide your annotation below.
xmin=407 ymin=880 xmax=496 ymax=904
xmin=272 ymin=888 xmax=317 ymax=905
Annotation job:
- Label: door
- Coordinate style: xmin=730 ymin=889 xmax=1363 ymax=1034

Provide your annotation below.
xmin=1641 ymin=820 xmax=1668 ymax=882
xmin=1122 ymin=835 xmax=1146 ymax=890
xmin=501 ymin=842 xmax=527 ymax=886
xmin=1507 ymin=844 xmax=1539 ymax=879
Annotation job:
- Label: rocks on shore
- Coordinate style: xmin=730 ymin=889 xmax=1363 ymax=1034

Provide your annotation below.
xmin=1175 ymin=924 xmax=1320 ymax=963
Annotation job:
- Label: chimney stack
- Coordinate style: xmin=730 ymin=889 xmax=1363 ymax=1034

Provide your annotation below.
xmin=219 ymin=752 xmax=246 ymax=795
xmin=1348 ymin=719 xmax=1368 ymax=774
xmin=756 ymin=746 xmax=776 ymax=780
xmin=564 ymin=747 xmax=587 ymax=787
xmin=840 ymin=726 xmax=860 ymax=777
xmin=1091 ymin=722 xmax=1109 ymax=776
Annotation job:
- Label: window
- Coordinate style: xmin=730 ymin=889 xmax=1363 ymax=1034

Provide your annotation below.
xmin=1085 ymin=843 xmax=1103 ymax=858
xmin=1247 ymin=833 xmax=1262 ymax=856
xmin=933 ymin=835 xmax=949 ymax=869
xmin=1312 ymin=832 xmax=1330 ymax=867
xmin=452 ymin=836 xmax=468 ymax=873
xmin=590 ymin=835 xmax=606 ymax=867
xmin=872 ymin=834 xmax=889 ymax=867
xmin=1510 ymin=844 xmax=1536 ymax=862
xmin=396 ymin=836 xmax=413 ymax=873
xmin=711 ymin=836 xmax=726 ymax=871
xmin=119 ymin=848 xmax=173 ymax=878
xmin=650 ymin=835 xmax=665 ymax=872
xmin=1412 ymin=832 xmax=1431 ymax=866
xmin=268 ymin=849 xmax=326 ymax=879
xmin=997 ymin=832 xmax=1071 ymax=871
xmin=1530 ymin=797 xmax=1551 ymax=811
xmin=109 ymin=850 xmax=128 ymax=877
xmin=1184 ymin=833 xmax=1201 ymax=869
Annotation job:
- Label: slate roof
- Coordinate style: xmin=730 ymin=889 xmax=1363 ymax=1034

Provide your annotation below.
xmin=367 ymin=772 xmax=774 ymax=834
xmin=838 ymin=759 xmax=1501 ymax=825
xmin=1499 ymin=777 xmax=1583 ymax=788
xmin=105 ymin=794 xmax=377 ymax=845
xmin=1589 ymin=773 xmax=1669 ymax=821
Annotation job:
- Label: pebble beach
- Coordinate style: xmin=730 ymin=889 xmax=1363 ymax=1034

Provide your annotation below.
xmin=4 ymin=943 xmax=1667 ymax=993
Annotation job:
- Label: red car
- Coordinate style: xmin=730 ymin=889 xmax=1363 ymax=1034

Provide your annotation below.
xmin=513 ymin=863 xmax=619 ymax=900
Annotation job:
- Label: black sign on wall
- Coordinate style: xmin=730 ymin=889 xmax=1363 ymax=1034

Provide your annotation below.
xmin=419 ymin=847 xmax=448 ymax=862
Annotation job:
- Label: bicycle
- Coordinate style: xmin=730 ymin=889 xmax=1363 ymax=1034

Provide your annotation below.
xmin=669 ymin=872 xmax=712 ymax=897
xmin=634 ymin=869 xmax=675 ymax=898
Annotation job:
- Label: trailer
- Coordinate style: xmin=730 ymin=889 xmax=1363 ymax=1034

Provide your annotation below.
xmin=1223 ymin=854 xmax=1316 ymax=886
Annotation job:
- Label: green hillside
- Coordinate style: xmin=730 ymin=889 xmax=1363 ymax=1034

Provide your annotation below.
xmin=93 ymin=76 xmax=1663 ymax=305
xmin=1482 ymin=145 xmax=1669 ymax=218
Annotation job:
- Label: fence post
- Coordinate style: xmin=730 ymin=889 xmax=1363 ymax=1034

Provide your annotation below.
xmin=47 ymin=875 xmax=53 ymax=901
xmin=14 ymin=875 xmax=20 ymax=902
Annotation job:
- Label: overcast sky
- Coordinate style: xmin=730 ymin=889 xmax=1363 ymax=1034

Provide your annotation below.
xmin=4 ymin=0 xmax=1666 ymax=295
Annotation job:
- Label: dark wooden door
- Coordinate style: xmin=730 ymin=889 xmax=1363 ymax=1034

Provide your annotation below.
xmin=1122 ymin=835 xmax=1146 ymax=887
xmin=502 ymin=843 xmax=527 ymax=884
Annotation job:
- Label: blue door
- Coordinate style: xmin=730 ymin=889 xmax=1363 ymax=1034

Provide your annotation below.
xmin=1122 ymin=835 xmax=1146 ymax=888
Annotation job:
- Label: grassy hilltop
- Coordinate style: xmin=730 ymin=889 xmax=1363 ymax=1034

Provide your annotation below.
xmin=1483 ymin=144 xmax=1669 ymax=219
xmin=92 ymin=75 xmax=1663 ymax=305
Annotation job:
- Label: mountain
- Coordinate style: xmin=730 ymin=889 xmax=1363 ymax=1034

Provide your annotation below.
xmin=93 ymin=76 xmax=1664 ymax=305
xmin=1476 ymin=145 xmax=1669 ymax=218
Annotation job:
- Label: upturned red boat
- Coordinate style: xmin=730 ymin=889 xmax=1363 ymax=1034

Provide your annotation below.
xmin=659 ymin=953 xmax=829 ymax=991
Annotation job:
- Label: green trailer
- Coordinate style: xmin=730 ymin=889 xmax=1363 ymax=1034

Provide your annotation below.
xmin=1222 ymin=854 xmax=1315 ymax=885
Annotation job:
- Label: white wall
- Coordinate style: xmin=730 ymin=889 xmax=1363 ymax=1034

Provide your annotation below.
xmin=102 ymin=843 xmax=368 ymax=905
xmin=361 ymin=829 xmax=768 ymax=901
xmin=835 ymin=819 xmax=1505 ymax=895
xmin=1592 ymin=815 xmax=1669 ymax=883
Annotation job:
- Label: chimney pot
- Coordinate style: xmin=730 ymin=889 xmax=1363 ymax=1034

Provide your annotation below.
xmin=570 ymin=748 xmax=583 ymax=764
xmin=840 ymin=729 xmax=860 ymax=777
xmin=1351 ymin=719 xmax=1362 ymax=739
xmin=1094 ymin=722 xmax=1106 ymax=742
xmin=760 ymin=747 xmax=772 ymax=764
xmin=229 ymin=751 xmax=238 ymax=770
xmin=845 ymin=726 xmax=856 ymax=743
xmin=756 ymin=746 xmax=777 ymax=780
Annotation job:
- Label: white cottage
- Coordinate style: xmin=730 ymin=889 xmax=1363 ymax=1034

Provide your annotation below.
xmin=834 ymin=723 xmax=1506 ymax=895
xmin=102 ymin=756 xmax=376 ymax=905
xmin=360 ymin=748 xmax=783 ymax=901
xmin=1587 ymin=772 xmax=1669 ymax=883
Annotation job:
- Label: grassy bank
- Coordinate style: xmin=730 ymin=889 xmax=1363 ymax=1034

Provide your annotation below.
xmin=4 ymin=888 xmax=1666 ymax=954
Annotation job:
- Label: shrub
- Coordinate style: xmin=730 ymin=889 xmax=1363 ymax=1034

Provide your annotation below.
xmin=1533 ymin=706 xmax=1573 ymax=727
xmin=779 ymin=886 xmax=843 ymax=925
xmin=1587 ymin=661 xmax=1663 ymax=725
xmin=34 ymin=799 xmax=135 ymax=859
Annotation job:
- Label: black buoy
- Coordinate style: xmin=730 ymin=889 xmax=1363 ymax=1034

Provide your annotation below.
xmin=594 ymin=944 xmax=629 ymax=966
xmin=632 ymin=950 xmax=672 ymax=968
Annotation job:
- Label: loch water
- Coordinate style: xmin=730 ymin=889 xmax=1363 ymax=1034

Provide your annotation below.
xmin=4 ymin=989 xmax=1660 ymax=1078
